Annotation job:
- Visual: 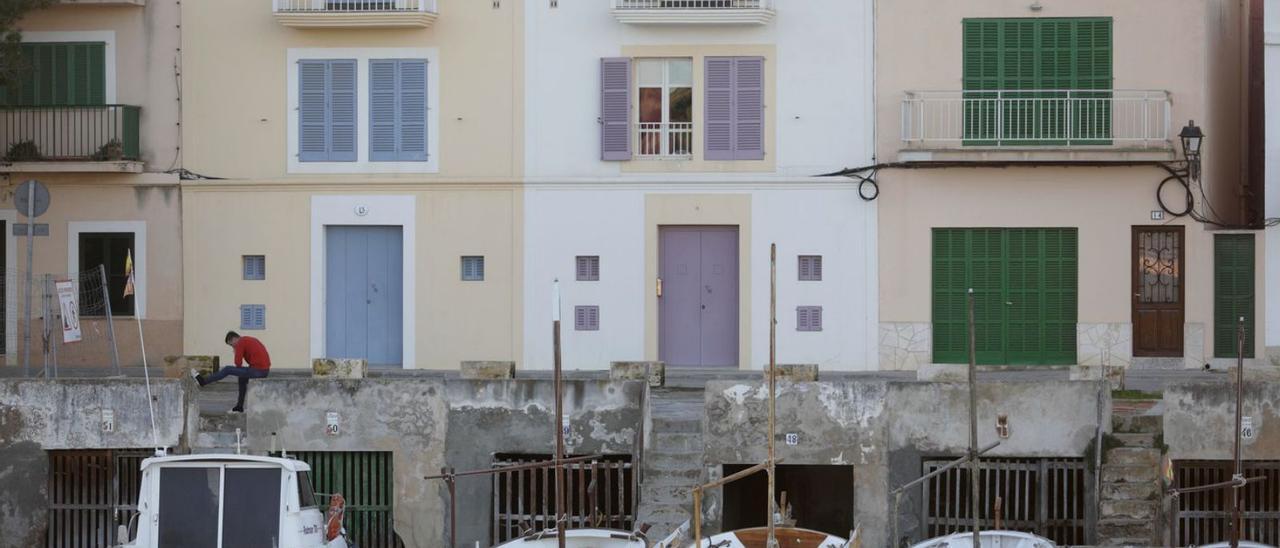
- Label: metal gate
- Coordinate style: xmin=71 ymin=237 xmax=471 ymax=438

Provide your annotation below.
xmin=491 ymin=454 xmax=635 ymax=544
xmin=921 ymin=457 xmax=1088 ymax=545
xmin=1173 ymin=460 xmax=1280 ymax=545
xmin=46 ymin=449 xmax=149 ymax=548
xmin=288 ymin=451 xmax=397 ymax=548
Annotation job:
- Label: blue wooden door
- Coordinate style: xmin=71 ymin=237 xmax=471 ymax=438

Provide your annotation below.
xmin=326 ymin=226 xmax=403 ymax=367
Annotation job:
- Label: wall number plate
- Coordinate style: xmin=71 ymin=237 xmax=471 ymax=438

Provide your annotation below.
xmin=325 ymin=411 xmax=340 ymax=436
xmin=1150 ymin=210 xmax=1165 ymax=221
xmin=101 ymin=409 xmax=114 ymax=433
xmin=785 ymin=433 xmax=799 ymax=446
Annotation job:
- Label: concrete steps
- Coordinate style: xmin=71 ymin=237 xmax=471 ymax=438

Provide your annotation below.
xmin=1097 ymin=409 xmax=1164 ymax=547
xmin=638 ymin=388 xmax=705 ymax=541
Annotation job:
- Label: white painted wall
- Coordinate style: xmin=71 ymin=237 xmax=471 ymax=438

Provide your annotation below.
xmin=523 ymin=0 xmax=876 ymax=178
xmin=522 ymin=181 xmax=878 ymax=371
xmin=1267 ymin=0 xmax=1280 ymax=352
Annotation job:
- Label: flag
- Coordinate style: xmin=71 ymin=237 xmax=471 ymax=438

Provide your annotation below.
xmin=123 ymin=249 xmax=135 ymax=298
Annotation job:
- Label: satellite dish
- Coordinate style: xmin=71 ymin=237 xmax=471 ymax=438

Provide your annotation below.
xmin=15 ymin=179 xmax=50 ymax=218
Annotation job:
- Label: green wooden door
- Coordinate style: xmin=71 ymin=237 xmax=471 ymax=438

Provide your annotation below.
xmin=289 ymin=451 xmax=396 ymax=548
xmin=1213 ymin=234 xmax=1255 ymax=358
xmin=933 ymin=228 xmax=1078 ymax=365
xmin=962 ymin=18 xmax=1112 ymax=146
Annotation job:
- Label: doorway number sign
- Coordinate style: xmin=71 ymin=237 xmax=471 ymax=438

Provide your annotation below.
xmin=325 ymin=411 xmax=340 ymax=436
xmin=101 ymin=409 xmax=114 ymax=433
xmin=785 ymin=433 xmax=799 ymax=446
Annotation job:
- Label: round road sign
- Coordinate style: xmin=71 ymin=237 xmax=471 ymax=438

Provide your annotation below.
xmin=15 ymin=179 xmax=50 ymax=218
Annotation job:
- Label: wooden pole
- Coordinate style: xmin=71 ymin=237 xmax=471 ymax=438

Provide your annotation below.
xmin=553 ymin=279 xmax=566 ymax=548
xmin=767 ymin=243 xmax=778 ymax=548
xmin=968 ymin=288 xmax=980 ymax=544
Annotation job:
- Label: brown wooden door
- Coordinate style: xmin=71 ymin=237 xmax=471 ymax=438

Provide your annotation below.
xmin=1133 ymin=226 xmax=1185 ymax=357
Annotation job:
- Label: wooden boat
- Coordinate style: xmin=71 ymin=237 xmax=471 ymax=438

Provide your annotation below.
xmin=695 ymin=527 xmax=849 ymax=548
xmin=909 ymin=530 xmax=1055 ymax=548
xmin=492 ymin=528 xmax=647 ymax=547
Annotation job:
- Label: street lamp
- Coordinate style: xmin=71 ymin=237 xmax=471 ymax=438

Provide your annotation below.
xmin=1179 ymin=120 xmax=1204 ymax=180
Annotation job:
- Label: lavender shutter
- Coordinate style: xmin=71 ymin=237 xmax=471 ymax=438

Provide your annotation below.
xmin=298 ymin=60 xmax=328 ymax=162
xmin=600 ymin=58 xmax=631 ymax=161
xmin=704 ymin=57 xmax=734 ymax=160
xmin=369 ymin=59 xmax=397 ymax=161
xmin=329 ymin=59 xmax=358 ymax=162
xmin=733 ymin=57 xmax=765 ymax=160
xmin=398 ymin=59 xmax=428 ymax=161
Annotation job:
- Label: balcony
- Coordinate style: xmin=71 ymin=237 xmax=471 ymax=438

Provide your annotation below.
xmin=638 ymin=122 xmax=693 ymax=159
xmin=611 ymin=0 xmax=775 ymax=25
xmin=60 ymin=0 xmax=146 ymax=5
xmin=900 ymin=89 xmax=1174 ymax=162
xmin=272 ymin=0 xmax=437 ymax=29
xmin=0 ymin=105 xmax=142 ymax=173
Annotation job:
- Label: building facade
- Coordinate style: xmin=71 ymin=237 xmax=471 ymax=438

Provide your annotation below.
xmin=180 ymin=0 xmax=524 ymax=369
xmin=4 ymin=0 xmax=183 ymax=369
xmin=1267 ymin=0 xmax=1280 ymax=366
xmin=522 ymin=0 xmax=877 ymax=371
xmin=876 ymin=0 xmax=1267 ymax=372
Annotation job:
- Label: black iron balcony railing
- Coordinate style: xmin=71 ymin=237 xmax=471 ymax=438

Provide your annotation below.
xmin=0 ymin=105 xmax=141 ymax=162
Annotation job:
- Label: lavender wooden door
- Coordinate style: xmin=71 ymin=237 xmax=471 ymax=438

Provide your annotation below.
xmin=660 ymin=226 xmax=739 ymax=367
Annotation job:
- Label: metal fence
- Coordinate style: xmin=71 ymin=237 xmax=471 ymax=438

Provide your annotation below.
xmin=273 ymin=0 xmax=436 ymax=12
xmin=46 ymin=449 xmax=150 ymax=548
xmin=287 ymin=451 xmax=398 ymax=548
xmin=901 ymin=89 xmax=1171 ymax=148
xmin=613 ymin=0 xmax=771 ymax=8
xmin=0 ymin=105 xmax=140 ymax=162
xmin=921 ymin=457 xmax=1088 ymax=545
xmin=491 ymin=454 xmax=635 ymax=544
xmin=4 ymin=264 xmax=122 ymax=377
xmin=1173 ymin=460 xmax=1280 ymax=545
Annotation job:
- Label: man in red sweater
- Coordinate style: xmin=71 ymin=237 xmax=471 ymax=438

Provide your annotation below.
xmin=192 ymin=331 xmax=272 ymax=413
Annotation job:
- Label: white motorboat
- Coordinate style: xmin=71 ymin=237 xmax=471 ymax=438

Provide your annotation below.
xmin=910 ymin=530 xmax=1055 ymax=548
xmin=1195 ymin=543 xmax=1276 ymax=548
xmin=115 ymin=453 xmax=348 ymax=548
xmin=492 ymin=528 xmax=649 ymax=547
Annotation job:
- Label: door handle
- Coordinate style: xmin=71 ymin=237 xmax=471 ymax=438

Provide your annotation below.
xmin=656 ymin=277 xmax=663 ymax=298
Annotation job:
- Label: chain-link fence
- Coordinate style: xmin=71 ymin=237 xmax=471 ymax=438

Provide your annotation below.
xmin=3 ymin=264 xmax=122 ymax=377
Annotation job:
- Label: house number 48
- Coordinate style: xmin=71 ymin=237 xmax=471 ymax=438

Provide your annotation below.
xmin=785 ymin=433 xmax=799 ymax=446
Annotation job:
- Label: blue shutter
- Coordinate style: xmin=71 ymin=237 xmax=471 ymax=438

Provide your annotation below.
xmin=243 ymin=255 xmax=266 ymax=280
xmin=369 ymin=59 xmax=398 ymax=162
xmin=329 ymin=60 xmax=357 ymax=162
xmin=600 ymin=58 xmax=632 ymax=161
xmin=398 ymin=59 xmax=428 ymax=161
xmin=298 ymin=60 xmax=329 ymax=162
xmin=240 ymin=305 xmax=266 ymax=330
xmin=704 ymin=57 xmax=734 ymax=160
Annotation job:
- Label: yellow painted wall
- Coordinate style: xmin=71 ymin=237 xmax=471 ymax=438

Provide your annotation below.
xmin=180 ymin=0 xmax=523 ymax=180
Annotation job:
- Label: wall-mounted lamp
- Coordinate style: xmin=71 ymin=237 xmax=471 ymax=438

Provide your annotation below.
xmin=1179 ymin=120 xmax=1204 ymax=181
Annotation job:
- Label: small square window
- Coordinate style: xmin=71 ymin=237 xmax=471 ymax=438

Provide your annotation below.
xmin=798 ymin=255 xmax=822 ymax=281
xmin=796 ymin=306 xmax=822 ymax=332
xmin=575 ymin=305 xmax=599 ymax=331
xmin=576 ymin=256 xmax=600 ymax=281
xmin=240 ymin=304 xmax=266 ymax=330
xmin=243 ymin=255 xmax=266 ymax=280
xmin=461 ymin=256 xmax=485 ymax=281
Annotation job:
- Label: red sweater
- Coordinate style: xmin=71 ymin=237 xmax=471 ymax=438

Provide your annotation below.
xmin=233 ymin=336 xmax=272 ymax=370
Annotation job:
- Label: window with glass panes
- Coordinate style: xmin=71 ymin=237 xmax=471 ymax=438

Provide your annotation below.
xmin=636 ymin=58 xmax=693 ymax=157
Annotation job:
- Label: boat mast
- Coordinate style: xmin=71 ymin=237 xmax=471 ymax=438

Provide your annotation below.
xmin=968 ymin=288 xmax=980 ymax=545
xmin=553 ymin=279 xmax=566 ymax=548
xmin=767 ymin=243 xmax=778 ymax=548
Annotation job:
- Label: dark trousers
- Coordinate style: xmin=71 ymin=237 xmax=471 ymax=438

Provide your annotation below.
xmin=204 ymin=366 xmax=269 ymax=408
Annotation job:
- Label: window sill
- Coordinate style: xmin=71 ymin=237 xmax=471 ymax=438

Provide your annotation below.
xmin=897 ymin=146 xmax=1176 ymax=163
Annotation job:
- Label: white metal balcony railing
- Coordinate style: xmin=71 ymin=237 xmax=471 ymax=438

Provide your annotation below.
xmin=613 ymin=0 xmax=771 ymax=9
xmin=638 ymin=122 xmax=693 ymax=158
xmin=901 ymin=89 xmax=1172 ymax=148
xmin=273 ymin=0 xmax=436 ymax=13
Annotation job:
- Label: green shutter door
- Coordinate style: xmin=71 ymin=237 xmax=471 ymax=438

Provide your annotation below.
xmin=1214 ymin=234 xmax=1255 ymax=358
xmin=288 ymin=451 xmax=397 ymax=548
xmin=2 ymin=42 xmax=106 ymax=106
xmin=933 ymin=228 xmax=1077 ymax=365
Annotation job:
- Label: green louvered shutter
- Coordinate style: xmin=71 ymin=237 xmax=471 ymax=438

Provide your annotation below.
xmin=933 ymin=229 xmax=970 ymax=363
xmin=969 ymin=228 xmax=1007 ymax=364
xmin=1005 ymin=229 xmax=1044 ymax=364
xmin=962 ymin=20 xmax=1001 ymax=144
xmin=1214 ymin=234 xmax=1255 ymax=358
xmin=1042 ymin=228 xmax=1078 ymax=363
xmin=1 ymin=43 xmax=106 ymax=106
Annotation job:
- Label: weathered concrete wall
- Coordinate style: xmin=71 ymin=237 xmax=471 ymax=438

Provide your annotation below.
xmin=703 ymin=380 xmax=890 ymax=545
xmin=700 ymin=379 xmax=1108 ymax=547
xmin=1165 ymin=381 xmax=1280 ymax=459
xmin=445 ymin=379 xmax=644 ymax=547
xmin=0 ymin=379 xmax=186 ymax=546
xmin=244 ymin=379 xmax=449 ymax=548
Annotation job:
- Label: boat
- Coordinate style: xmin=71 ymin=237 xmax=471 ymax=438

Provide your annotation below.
xmin=695 ymin=527 xmax=850 ymax=548
xmin=909 ymin=530 xmax=1055 ymax=548
xmin=115 ymin=453 xmax=348 ymax=548
xmin=1195 ymin=543 xmax=1276 ymax=548
xmin=493 ymin=520 xmax=689 ymax=547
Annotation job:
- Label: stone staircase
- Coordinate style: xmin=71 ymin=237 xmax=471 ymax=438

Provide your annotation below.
xmin=190 ymin=380 xmax=249 ymax=454
xmin=637 ymin=388 xmax=705 ymax=541
xmin=1097 ymin=413 xmax=1163 ymax=546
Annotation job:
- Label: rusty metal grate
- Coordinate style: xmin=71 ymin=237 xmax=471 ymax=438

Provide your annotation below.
xmin=491 ymin=454 xmax=635 ymax=544
xmin=46 ymin=449 xmax=149 ymax=548
xmin=1173 ymin=460 xmax=1280 ymax=545
xmin=921 ymin=457 xmax=1088 ymax=545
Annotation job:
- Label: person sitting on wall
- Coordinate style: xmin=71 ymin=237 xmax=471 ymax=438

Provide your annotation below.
xmin=192 ymin=331 xmax=272 ymax=413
